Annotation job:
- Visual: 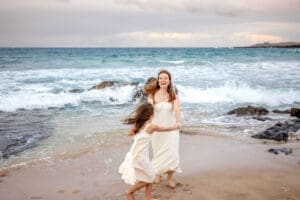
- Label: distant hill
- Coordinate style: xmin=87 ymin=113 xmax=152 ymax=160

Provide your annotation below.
xmin=237 ymin=41 xmax=300 ymax=48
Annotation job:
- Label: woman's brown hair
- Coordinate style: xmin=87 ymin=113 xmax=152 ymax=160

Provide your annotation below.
xmin=123 ymin=102 xmax=154 ymax=134
xmin=148 ymin=69 xmax=176 ymax=103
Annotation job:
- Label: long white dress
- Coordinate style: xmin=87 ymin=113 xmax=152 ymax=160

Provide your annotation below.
xmin=119 ymin=123 xmax=155 ymax=185
xmin=151 ymin=102 xmax=182 ymax=175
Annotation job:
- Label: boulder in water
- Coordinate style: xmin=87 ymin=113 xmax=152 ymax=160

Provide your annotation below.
xmin=252 ymin=120 xmax=300 ymax=141
xmin=227 ymin=106 xmax=269 ymax=116
xmin=69 ymin=88 xmax=84 ymax=93
xmin=89 ymin=81 xmax=139 ymax=90
xmin=291 ymin=108 xmax=300 ymax=118
xmin=268 ymin=148 xmax=292 ymax=155
xmin=272 ymin=109 xmax=291 ymax=114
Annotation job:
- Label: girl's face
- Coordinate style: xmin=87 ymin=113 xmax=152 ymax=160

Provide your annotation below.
xmin=158 ymin=73 xmax=170 ymax=89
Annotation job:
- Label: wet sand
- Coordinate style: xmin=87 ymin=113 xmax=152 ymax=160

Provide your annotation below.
xmin=0 ymin=133 xmax=299 ymax=200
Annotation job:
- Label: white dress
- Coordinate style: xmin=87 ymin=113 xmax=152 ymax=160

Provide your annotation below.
xmin=119 ymin=123 xmax=155 ymax=185
xmin=151 ymin=102 xmax=182 ymax=175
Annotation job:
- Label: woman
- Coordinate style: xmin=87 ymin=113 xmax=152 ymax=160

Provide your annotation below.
xmin=147 ymin=69 xmax=182 ymax=189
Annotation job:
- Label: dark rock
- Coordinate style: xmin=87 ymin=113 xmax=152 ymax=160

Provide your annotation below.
xmin=89 ymin=81 xmax=139 ymax=90
xmin=69 ymin=89 xmax=84 ymax=93
xmin=252 ymin=130 xmax=289 ymax=141
xmin=133 ymin=89 xmax=144 ymax=100
xmin=272 ymin=109 xmax=290 ymax=114
xmin=291 ymin=108 xmax=300 ymax=118
xmin=252 ymin=116 xmax=272 ymax=121
xmin=252 ymin=120 xmax=300 ymax=141
xmin=290 ymin=119 xmax=300 ymax=132
xmin=268 ymin=148 xmax=292 ymax=155
xmin=109 ymin=97 xmax=117 ymax=102
xmin=228 ymin=106 xmax=269 ymax=116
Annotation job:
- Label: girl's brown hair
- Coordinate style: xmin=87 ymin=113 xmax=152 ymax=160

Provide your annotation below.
xmin=148 ymin=69 xmax=176 ymax=103
xmin=123 ymin=102 xmax=154 ymax=134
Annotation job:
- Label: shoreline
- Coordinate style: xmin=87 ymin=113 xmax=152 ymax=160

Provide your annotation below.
xmin=0 ymin=133 xmax=299 ymax=200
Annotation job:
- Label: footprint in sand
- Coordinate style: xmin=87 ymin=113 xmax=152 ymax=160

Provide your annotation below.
xmin=72 ymin=189 xmax=80 ymax=194
xmin=153 ymin=194 xmax=162 ymax=199
xmin=176 ymin=182 xmax=183 ymax=187
xmin=182 ymin=184 xmax=193 ymax=195
xmin=57 ymin=190 xmax=65 ymax=194
xmin=30 ymin=197 xmax=43 ymax=199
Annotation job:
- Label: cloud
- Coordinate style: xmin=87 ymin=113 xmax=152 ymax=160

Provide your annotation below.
xmin=233 ymin=32 xmax=285 ymax=44
xmin=0 ymin=0 xmax=299 ymax=47
xmin=114 ymin=0 xmax=248 ymax=17
xmin=114 ymin=0 xmax=300 ymax=17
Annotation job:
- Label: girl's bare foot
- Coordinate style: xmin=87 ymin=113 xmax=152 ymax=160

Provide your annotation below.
xmin=154 ymin=176 xmax=162 ymax=184
xmin=167 ymin=178 xmax=176 ymax=189
xmin=125 ymin=190 xmax=134 ymax=200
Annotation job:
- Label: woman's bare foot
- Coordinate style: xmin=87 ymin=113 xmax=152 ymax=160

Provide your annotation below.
xmin=125 ymin=190 xmax=134 ymax=200
xmin=154 ymin=176 xmax=162 ymax=184
xmin=167 ymin=178 xmax=176 ymax=189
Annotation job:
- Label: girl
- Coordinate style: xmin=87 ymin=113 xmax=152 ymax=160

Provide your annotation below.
xmin=119 ymin=102 xmax=179 ymax=200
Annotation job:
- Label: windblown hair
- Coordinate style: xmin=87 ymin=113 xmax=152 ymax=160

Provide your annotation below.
xmin=143 ymin=77 xmax=157 ymax=96
xmin=123 ymin=102 xmax=154 ymax=134
xmin=148 ymin=69 xmax=176 ymax=103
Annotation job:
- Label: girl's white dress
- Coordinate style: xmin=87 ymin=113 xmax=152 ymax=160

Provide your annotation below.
xmin=151 ymin=102 xmax=182 ymax=175
xmin=119 ymin=123 xmax=155 ymax=185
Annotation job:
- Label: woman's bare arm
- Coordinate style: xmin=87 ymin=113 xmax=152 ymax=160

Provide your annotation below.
xmin=174 ymin=95 xmax=182 ymax=128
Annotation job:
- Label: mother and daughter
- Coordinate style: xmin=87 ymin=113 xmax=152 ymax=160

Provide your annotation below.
xmin=119 ymin=70 xmax=182 ymax=200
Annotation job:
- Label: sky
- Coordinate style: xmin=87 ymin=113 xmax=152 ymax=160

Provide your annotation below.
xmin=0 ymin=0 xmax=300 ymax=47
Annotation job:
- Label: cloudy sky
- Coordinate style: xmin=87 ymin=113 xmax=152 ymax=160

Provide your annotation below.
xmin=0 ymin=0 xmax=299 ymax=47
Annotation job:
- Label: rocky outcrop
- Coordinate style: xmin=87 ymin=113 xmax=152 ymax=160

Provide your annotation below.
xmin=251 ymin=120 xmax=300 ymax=141
xmin=268 ymin=148 xmax=293 ymax=155
xmin=238 ymin=41 xmax=300 ymax=48
xmin=69 ymin=88 xmax=84 ymax=93
xmin=227 ymin=106 xmax=269 ymax=116
xmin=252 ymin=116 xmax=272 ymax=121
xmin=291 ymin=108 xmax=300 ymax=118
xmin=272 ymin=109 xmax=290 ymax=114
xmin=69 ymin=79 xmax=179 ymax=102
xmin=272 ymin=108 xmax=300 ymax=118
xmin=89 ymin=81 xmax=139 ymax=90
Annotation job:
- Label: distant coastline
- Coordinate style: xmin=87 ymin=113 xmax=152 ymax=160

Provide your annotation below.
xmin=236 ymin=41 xmax=300 ymax=48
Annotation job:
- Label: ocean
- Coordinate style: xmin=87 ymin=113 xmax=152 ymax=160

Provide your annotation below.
xmin=0 ymin=47 xmax=300 ymax=169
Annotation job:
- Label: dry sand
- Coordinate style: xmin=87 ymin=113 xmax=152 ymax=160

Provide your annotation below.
xmin=0 ymin=133 xmax=299 ymax=200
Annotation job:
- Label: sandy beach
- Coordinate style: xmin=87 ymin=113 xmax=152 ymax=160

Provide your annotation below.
xmin=0 ymin=131 xmax=299 ymax=200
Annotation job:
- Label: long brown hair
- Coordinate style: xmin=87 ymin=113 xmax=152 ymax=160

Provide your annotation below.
xmin=123 ymin=103 xmax=154 ymax=134
xmin=143 ymin=77 xmax=157 ymax=96
xmin=148 ymin=69 xmax=176 ymax=102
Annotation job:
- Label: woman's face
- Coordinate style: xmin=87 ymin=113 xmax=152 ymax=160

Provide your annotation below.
xmin=158 ymin=73 xmax=170 ymax=89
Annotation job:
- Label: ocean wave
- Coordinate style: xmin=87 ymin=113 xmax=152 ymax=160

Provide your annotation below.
xmin=0 ymin=85 xmax=138 ymax=112
xmin=159 ymin=60 xmax=185 ymax=64
xmin=177 ymin=82 xmax=300 ymax=106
